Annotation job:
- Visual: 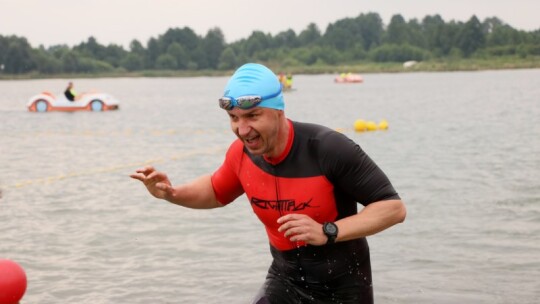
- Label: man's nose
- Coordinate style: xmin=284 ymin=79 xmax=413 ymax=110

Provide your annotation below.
xmin=237 ymin=119 xmax=251 ymax=136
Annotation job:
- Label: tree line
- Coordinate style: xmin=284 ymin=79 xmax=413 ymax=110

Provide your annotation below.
xmin=1 ymin=12 xmax=539 ymax=75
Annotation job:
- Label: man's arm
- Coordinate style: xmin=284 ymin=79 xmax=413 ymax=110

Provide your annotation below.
xmin=277 ymin=199 xmax=406 ymax=245
xmin=130 ymin=165 xmax=223 ymax=209
xmin=333 ymin=199 xmax=406 ymax=242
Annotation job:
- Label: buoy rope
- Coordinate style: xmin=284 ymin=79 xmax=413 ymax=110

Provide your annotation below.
xmin=1 ymin=145 xmax=226 ymax=190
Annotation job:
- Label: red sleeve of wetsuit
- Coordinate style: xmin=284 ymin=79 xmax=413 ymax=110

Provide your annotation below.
xmin=211 ymin=140 xmax=245 ymax=205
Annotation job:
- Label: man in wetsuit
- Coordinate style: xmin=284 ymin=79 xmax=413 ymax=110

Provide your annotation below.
xmin=130 ymin=63 xmax=406 ymax=303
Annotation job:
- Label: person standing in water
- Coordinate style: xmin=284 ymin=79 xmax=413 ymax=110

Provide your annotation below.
xmin=130 ymin=63 xmax=406 ymax=303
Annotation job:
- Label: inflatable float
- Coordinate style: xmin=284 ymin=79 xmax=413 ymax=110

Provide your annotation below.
xmin=334 ymin=73 xmax=363 ymax=83
xmin=27 ymin=91 xmax=120 ymax=112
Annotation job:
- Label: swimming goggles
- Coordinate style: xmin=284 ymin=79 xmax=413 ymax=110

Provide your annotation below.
xmin=219 ymin=88 xmax=281 ymax=110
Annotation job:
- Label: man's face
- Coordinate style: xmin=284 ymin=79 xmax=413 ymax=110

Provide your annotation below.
xmin=226 ymin=106 xmax=281 ymax=157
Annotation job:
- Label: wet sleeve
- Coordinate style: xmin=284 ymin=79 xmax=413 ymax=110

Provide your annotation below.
xmin=319 ymin=132 xmax=400 ymax=206
xmin=211 ymin=140 xmax=245 ymax=205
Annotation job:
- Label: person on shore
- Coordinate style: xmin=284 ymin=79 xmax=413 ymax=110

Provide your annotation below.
xmin=130 ymin=63 xmax=406 ymax=303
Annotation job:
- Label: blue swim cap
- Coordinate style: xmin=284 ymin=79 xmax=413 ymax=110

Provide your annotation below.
xmin=223 ymin=63 xmax=284 ymax=110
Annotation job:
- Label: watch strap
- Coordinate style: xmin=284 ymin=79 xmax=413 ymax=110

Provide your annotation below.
xmin=323 ymin=222 xmax=338 ymax=245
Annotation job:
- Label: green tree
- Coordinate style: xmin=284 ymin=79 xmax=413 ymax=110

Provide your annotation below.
xmin=0 ymin=35 xmax=8 ymax=70
xmin=438 ymin=21 xmax=462 ymax=56
xmin=324 ymin=23 xmax=352 ymax=51
xmin=103 ymin=44 xmax=128 ymax=67
xmin=121 ymin=53 xmax=144 ymax=71
xmin=274 ymin=29 xmax=298 ymax=48
xmin=384 ymin=14 xmax=409 ymax=45
xmin=457 ymin=15 xmax=485 ymax=57
xmin=406 ymin=18 xmax=427 ymax=48
xmin=60 ymin=50 xmax=80 ymax=73
xmin=218 ymin=47 xmax=237 ymax=70
xmin=245 ymin=31 xmax=271 ymax=57
xmin=370 ymin=44 xmax=429 ymax=62
xmin=155 ymin=54 xmax=177 ymax=70
xmin=3 ymin=37 xmax=35 ymax=73
xmin=161 ymin=27 xmax=199 ymax=52
xmin=323 ymin=17 xmax=365 ymax=51
xmin=298 ymin=23 xmax=321 ymax=46
xmin=146 ymin=38 xmax=160 ymax=69
xmin=347 ymin=43 xmax=368 ymax=60
xmin=32 ymin=47 xmax=62 ymax=74
xmin=486 ymin=24 xmax=522 ymax=47
xmin=482 ymin=17 xmax=506 ymax=35
xmin=74 ymin=37 xmax=107 ymax=60
xmin=159 ymin=27 xmax=201 ymax=68
xmin=129 ymin=39 xmax=145 ymax=54
xmin=421 ymin=15 xmax=446 ymax=55
xmin=191 ymin=45 xmax=208 ymax=69
xmin=290 ymin=47 xmax=318 ymax=65
xmin=167 ymin=42 xmax=189 ymax=69
xmin=202 ymin=28 xmax=225 ymax=69
xmin=129 ymin=39 xmax=146 ymax=68
xmin=356 ymin=12 xmax=384 ymax=50
xmin=77 ymin=57 xmax=114 ymax=72
xmin=312 ymin=45 xmax=343 ymax=64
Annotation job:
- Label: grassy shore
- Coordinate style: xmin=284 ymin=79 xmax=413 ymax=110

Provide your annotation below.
xmin=280 ymin=56 xmax=540 ymax=74
xmin=1 ymin=56 xmax=539 ymax=80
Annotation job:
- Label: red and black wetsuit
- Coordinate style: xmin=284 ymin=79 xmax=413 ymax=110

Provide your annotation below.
xmin=212 ymin=120 xmax=400 ymax=304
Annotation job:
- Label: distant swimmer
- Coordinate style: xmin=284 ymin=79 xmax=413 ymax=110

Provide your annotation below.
xmin=285 ymin=73 xmax=293 ymax=89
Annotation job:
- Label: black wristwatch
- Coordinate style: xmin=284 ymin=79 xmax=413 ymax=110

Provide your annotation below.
xmin=323 ymin=222 xmax=339 ymax=245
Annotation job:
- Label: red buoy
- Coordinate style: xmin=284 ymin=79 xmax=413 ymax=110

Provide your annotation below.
xmin=0 ymin=259 xmax=27 ymax=304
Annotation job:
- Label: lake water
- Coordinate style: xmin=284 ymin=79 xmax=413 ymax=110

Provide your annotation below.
xmin=1 ymin=69 xmax=539 ymax=303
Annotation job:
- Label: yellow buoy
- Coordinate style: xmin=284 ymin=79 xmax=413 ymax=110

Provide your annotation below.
xmin=366 ymin=121 xmax=378 ymax=131
xmin=378 ymin=119 xmax=389 ymax=130
xmin=353 ymin=119 xmax=367 ymax=132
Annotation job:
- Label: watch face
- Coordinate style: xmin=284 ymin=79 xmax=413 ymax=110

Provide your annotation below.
xmin=325 ymin=223 xmax=337 ymax=234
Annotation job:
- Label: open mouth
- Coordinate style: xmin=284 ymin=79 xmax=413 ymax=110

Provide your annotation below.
xmin=244 ymin=134 xmax=260 ymax=148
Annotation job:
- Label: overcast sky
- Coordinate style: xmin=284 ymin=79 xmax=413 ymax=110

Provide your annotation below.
xmin=1 ymin=0 xmax=539 ymax=48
